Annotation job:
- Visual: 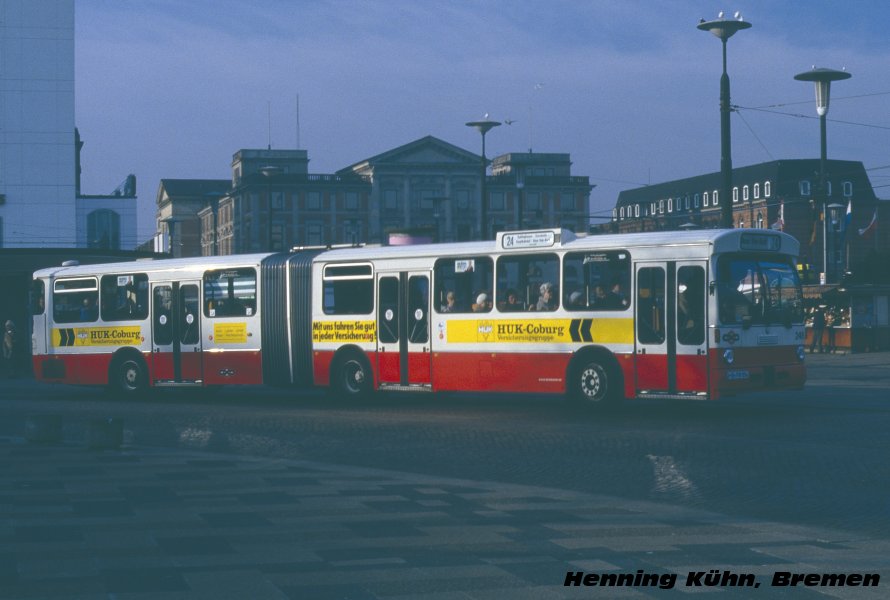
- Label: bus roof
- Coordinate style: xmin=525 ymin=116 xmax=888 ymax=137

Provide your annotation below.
xmin=315 ymin=228 xmax=800 ymax=263
xmin=31 ymin=229 xmax=800 ymax=281
xmin=32 ymin=252 xmax=275 ymax=280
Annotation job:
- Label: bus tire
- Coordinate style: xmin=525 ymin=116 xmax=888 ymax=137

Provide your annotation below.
xmin=109 ymin=353 xmax=148 ymax=397
xmin=570 ymin=355 xmax=620 ymax=407
xmin=331 ymin=351 xmax=372 ymax=400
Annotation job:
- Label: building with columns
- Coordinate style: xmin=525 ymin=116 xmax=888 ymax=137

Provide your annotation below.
xmin=161 ymin=136 xmax=592 ymax=256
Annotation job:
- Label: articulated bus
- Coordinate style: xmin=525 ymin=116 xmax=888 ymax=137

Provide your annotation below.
xmin=31 ymin=228 xmax=806 ymax=404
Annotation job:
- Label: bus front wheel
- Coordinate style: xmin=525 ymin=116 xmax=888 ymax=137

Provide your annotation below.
xmin=571 ymin=358 xmax=619 ymax=407
xmin=110 ymin=355 xmax=148 ymax=397
xmin=332 ymin=352 xmax=372 ymax=400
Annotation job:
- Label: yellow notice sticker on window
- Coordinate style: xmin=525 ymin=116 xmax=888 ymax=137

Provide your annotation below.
xmin=213 ymin=322 xmax=248 ymax=344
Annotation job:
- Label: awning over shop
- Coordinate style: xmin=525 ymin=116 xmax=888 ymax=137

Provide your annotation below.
xmin=803 ymin=284 xmax=839 ymax=300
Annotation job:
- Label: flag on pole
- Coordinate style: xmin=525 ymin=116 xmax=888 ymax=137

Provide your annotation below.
xmin=840 ymin=198 xmax=853 ymax=246
xmin=809 ymin=210 xmax=819 ymax=246
xmin=858 ymin=208 xmax=878 ymax=239
xmin=770 ymin=200 xmax=784 ymax=231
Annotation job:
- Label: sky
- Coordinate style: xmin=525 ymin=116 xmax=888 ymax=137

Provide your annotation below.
xmin=74 ymin=1 xmax=890 ymax=242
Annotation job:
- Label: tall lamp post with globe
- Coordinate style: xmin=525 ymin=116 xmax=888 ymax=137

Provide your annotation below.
xmin=794 ymin=67 xmax=851 ymax=284
xmin=697 ymin=12 xmax=751 ymax=229
xmin=466 ymin=117 xmax=501 ymax=239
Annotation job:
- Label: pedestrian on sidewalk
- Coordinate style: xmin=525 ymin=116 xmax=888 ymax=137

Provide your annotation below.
xmin=826 ymin=311 xmax=837 ymax=354
xmin=809 ymin=308 xmax=825 ymax=353
xmin=2 ymin=320 xmax=17 ymax=378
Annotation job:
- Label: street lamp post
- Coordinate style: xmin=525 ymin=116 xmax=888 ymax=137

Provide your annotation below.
xmin=465 ymin=117 xmax=501 ymax=239
xmin=260 ymin=165 xmax=282 ymax=251
xmin=516 ymin=168 xmax=525 ymax=230
xmin=794 ymin=67 xmax=851 ymax=284
xmin=698 ymin=12 xmax=751 ymax=229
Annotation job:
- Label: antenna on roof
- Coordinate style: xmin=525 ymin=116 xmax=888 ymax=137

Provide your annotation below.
xmin=295 ymin=94 xmax=301 ymax=149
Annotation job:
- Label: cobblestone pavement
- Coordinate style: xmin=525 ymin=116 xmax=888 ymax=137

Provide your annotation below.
xmin=2 ymin=351 xmax=888 ymax=598
xmin=2 ymin=434 xmax=889 ymax=599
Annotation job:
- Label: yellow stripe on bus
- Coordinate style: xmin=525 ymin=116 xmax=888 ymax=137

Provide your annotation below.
xmin=52 ymin=326 xmax=142 ymax=347
xmin=443 ymin=318 xmax=634 ymax=344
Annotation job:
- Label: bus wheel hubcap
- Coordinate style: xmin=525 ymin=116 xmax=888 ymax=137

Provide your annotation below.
xmin=581 ymin=366 xmax=604 ymax=400
xmin=123 ymin=362 xmax=138 ymax=387
xmin=345 ymin=361 xmax=364 ymax=391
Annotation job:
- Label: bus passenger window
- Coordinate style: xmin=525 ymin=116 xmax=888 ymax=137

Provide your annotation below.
xmin=52 ymin=278 xmax=99 ymax=324
xmin=322 ymin=264 xmax=373 ymax=315
xmin=496 ymin=253 xmax=559 ymax=312
xmin=434 ymin=257 xmax=493 ymax=314
xmin=563 ymin=250 xmax=631 ymax=312
xmin=203 ymin=268 xmax=257 ymax=318
xmin=100 ymin=274 xmax=148 ymax=321
xmin=31 ymin=279 xmax=46 ymax=315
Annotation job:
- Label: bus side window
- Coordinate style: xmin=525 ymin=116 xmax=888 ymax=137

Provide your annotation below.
xmin=52 ymin=278 xmax=99 ymax=324
xmin=100 ymin=274 xmax=148 ymax=321
xmin=497 ymin=253 xmax=559 ymax=312
xmin=30 ymin=280 xmax=46 ymax=315
xmin=434 ymin=257 xmax=493 ymax=314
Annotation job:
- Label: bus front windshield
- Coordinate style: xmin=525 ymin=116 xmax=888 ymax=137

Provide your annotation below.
xmin=717 ymin=255 xmax=804 ymax=326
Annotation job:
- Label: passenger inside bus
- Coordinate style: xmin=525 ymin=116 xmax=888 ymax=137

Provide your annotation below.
xmin=534 ymin=282 xmax=557 ymax=311
xmin=567 ymin=290 xmax=585 ymax=309
xmin=80 ymin=297 xmax=98 ymax=322
xmin=440 ymin=291 xmax=456 ymax=313
xmin=472 ymin=293 xmax=491 ymax=312
xmin=499 ymin=289 xmax=525 ymax=312
xmin=611 ymin=282 xmax=629 ymax=309
xmin=592 ymin=284 xmax=609 ymax=308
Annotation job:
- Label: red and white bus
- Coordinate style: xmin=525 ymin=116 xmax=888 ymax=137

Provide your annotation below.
xmin=31 ymin=228 xmax=806 ymax=404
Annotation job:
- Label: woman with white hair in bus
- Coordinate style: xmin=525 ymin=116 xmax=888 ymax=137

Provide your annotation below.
xmin=535 ymin=282 xmax=557 ymax=311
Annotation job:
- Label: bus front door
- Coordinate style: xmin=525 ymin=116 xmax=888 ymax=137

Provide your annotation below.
xmin=634 ymin=262 xmax=708 ymax=397
xmin=376 ymin=272 xmax=431 ymax=389
xmin=151 ymin=281 xmax=203 ymax=385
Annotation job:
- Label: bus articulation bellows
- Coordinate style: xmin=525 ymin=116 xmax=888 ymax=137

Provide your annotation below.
xmin=31 ymin=228 xmax=806 ymax=404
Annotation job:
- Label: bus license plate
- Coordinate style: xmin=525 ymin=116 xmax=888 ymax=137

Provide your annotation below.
xmin=726 ymin=369 xmax=750 ymax=381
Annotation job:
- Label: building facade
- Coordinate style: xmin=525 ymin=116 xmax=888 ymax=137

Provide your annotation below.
xmin=1 ymin=3 xmax=140 ymax=250
xmin=177 ymin=137 xmax=594 ymax=255
xmin=610 ymin=159 xmax=887 ymax=284
xmin=155 ymin=178 xmax=230 ymax=258
xmin=0 ymin=0 xmax=76 ymax=248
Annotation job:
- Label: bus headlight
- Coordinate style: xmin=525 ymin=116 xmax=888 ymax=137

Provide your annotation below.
xmin=722 ymin=349 xmax=735 ymax=365
xmin=797 ymin=345 xmax=806 ymax=362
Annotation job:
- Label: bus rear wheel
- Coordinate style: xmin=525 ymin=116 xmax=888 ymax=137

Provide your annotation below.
xmin=110 ymin=355 xmax=147 ymax=397
xmin=571 ymin=358 xmax=619 ymax=407
xmin=332 ymin=352 xmax=372 ymax=400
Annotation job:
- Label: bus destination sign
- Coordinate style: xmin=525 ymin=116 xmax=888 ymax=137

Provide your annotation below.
xmin=501 ymin=231 xmax=556 ymax=250
xmin=740 ymin=233 xmax=780 ymax=252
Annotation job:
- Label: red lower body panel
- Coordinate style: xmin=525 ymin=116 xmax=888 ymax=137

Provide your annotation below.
xmin=710 ymin=346 xmax=806 ymax=399
xmin=202 ymin=350 xmax=263 ymax=385
xmin=35 ymin=353 xmax=121 ymax=386
xmin=34 ymin=350 xmax=264 ymax=387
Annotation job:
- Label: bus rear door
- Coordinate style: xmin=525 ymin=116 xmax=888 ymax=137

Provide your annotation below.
xmin=634 ymin=261 xmax=708 ymax=397
xmin=376 ymin=271 xmax=431 ymax=389
xmin=151 ymin=281 xmax=203 ymax=385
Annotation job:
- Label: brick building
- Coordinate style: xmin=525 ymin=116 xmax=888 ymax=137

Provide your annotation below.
xmin=610 ymin=159 xmax=887 ymax=284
